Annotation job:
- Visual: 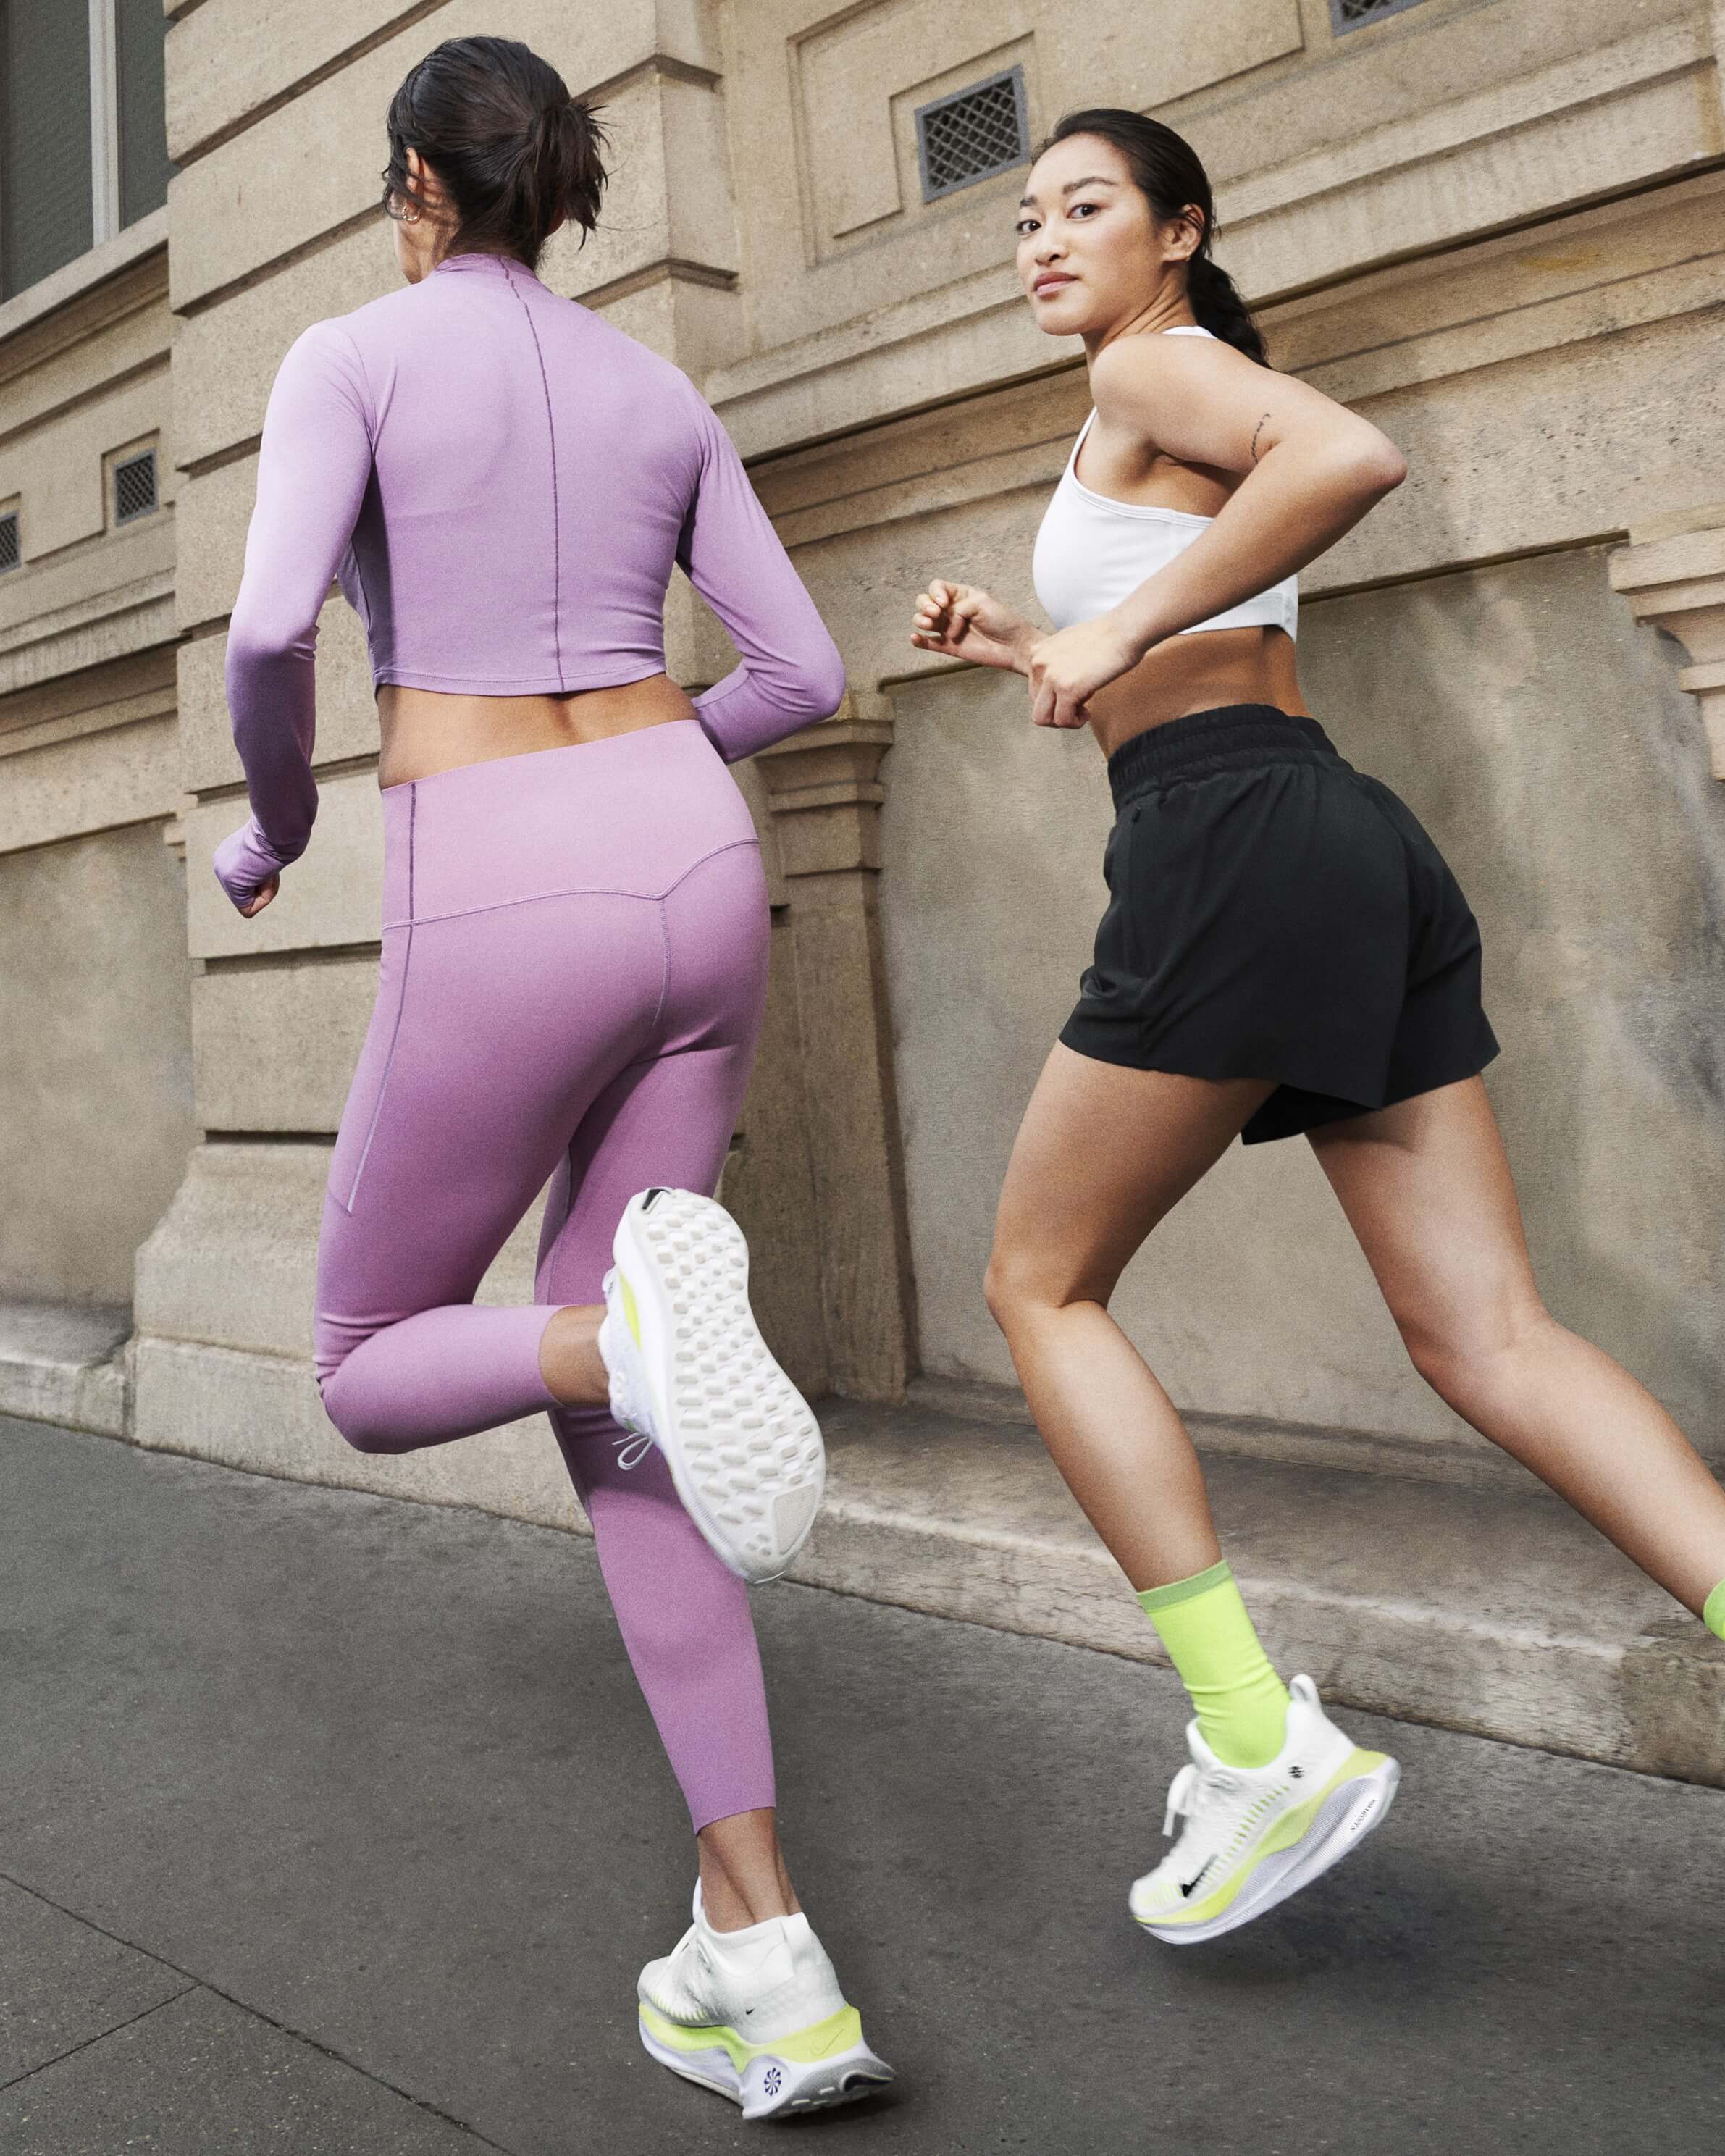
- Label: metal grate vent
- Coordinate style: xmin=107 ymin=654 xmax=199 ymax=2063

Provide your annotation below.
xmin=0 ymin=512 xmax=18 ymax=574
xmin=114 ymin=448 xmax=158 ymax=524
xmin=915 ymin=67 xmax=1029 ymax=204
xmin=1331 ymin=0 xmax=1430 ymax=30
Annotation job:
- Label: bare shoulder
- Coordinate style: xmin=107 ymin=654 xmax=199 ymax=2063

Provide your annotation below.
xmin=1088 ymin=330 xmax=1261 ymax=434
xmin=1088 ymin=327 xmax=1376 ymax=477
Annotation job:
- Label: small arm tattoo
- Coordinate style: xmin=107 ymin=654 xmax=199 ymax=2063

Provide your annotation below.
xmin=1248 ymin=411 xmax=1270 ymax=462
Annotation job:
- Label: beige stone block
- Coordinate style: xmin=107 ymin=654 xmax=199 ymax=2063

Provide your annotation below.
xmin=1315 ymin=297 xmax=1725 ymax=595
xmin=0 ymin=285 xmax=171 ymax=444
xmin=167 ymin=0 xmax=427 ymax=164
xmin=135 ymin=1136 xmax=548 ymax=1356
xmin=0 ymin=1299 xmax=129 ymax=1438
xmin=761 ymin=461 xmax=1061 ymax=735
xmin=165 ymin=0 xmax=708 ymax=167
xmin=0 ymin=516 xmax=175 ymax=658
xmin=0 ymin=584 xmax=177 ymax=704
xmin=1222 ymin=20 xmax=1718 ymax=303
xmin=177 ymin=605 xmax=377 ymax=797
xmin=186 ymin=768 xmax=384 ymax=960
xmin=193 ymin=955 xmax=379 ymax=1135
xmin=0 ymin=710 xmax=180 ymax=853
xmin=0 ymin=823 xmax=194 ymax=1306
xmin=134 ymin=1141 xmax=327 ymax=1356
xmin=1272 ymin=166 xmax=1725 ymax=393
xmin=655 ymin=71 xmax=739 ymax=277
xmin=705 ymin=261 xmax=1050 ymax=458
xmin=0 ymin=369 xmax=169 ymax=561
xmin=718 ymin=912 xmax=828 ymax=1398
xmin=174 ymin=453 xmax=259 ymax=632
xmin=132 ymin=1335 xmax=584 ymax=1531
xmin=595 ymin=269 xmax=744 ymax=377
xmin=551 ymin=72 xmax=674 ymax=302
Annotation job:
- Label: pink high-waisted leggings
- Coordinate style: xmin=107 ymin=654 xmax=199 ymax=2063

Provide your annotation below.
xmin=314 ymin=721 xmax=774 ymax=1834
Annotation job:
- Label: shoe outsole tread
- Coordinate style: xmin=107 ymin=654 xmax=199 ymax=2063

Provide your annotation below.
xmin=616 ymin=1188 xmax=824 ymax=1583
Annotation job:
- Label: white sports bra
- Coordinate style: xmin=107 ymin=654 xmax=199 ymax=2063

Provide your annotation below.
xmin=1031 ymin=324 xmax=1298 ymax=641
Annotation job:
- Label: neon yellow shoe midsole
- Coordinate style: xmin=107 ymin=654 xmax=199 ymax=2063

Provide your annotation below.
xmin=1153 ymin=1745 xmax=1391 ymax=1931
xmin=637 ymin=1999 xmax=865 ymax=2072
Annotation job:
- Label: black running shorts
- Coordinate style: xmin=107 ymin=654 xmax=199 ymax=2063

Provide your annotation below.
xmin=1059 ymin=703 xmax=1501 ymax=1146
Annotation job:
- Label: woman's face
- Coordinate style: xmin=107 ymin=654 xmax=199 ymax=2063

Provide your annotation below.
xmin=1015 ymin=134 xmax=1199 ymax=337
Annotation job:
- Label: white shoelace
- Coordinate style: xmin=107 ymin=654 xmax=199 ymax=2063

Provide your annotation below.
xmin=1163 ymin=1761 xmax=1241 ymax=1838
xmin=611 ymin=1430 xmax=654 ymax=1471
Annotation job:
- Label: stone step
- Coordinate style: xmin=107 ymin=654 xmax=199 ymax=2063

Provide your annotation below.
xmin=33 ymin=1306 xmax=1725 ymax=1789
xmin=0 ymin=1300 xmax=130 ymax=1438
xmin=802 ymin=1386 xmax=1725 ymax=1789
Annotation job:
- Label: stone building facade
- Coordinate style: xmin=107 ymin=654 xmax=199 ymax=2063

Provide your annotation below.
xmin=3 ymin=0 xmax=1723 ymax=1772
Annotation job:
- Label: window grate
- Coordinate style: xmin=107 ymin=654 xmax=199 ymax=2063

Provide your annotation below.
xmin=915 ymin=67 xmax=1029 ymax=204
xmin=114 ymin=448 xmax=157 ymax=524
xmin=1331 ymin=0 xmax=1430 ymax=30
xmin=0 ymin=511 xmax=18 ymax=574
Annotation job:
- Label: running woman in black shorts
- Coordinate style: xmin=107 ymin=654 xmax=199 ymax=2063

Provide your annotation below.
xmin=910 ymin=109 xmax=1725 ymax=1945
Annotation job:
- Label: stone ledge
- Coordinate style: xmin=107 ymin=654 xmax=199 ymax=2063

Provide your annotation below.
xmin=89 ymin=1333 xmax=1725 ymax=1790
xmin=0 ymin=1300 xmax=130 ymax=1438
xmin=804 ymin=1396 xmax=1725 ymax=1790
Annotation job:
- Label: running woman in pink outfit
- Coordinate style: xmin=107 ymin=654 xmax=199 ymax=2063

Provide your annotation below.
xmin=214 ymin=35 xmax=890 ymax=2118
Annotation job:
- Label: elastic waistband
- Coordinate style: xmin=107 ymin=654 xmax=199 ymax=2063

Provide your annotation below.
xmin=1105 ymin=704 xmax=1343 ymax=810
xmin=381 ymin=720 xmax=757 ymax=927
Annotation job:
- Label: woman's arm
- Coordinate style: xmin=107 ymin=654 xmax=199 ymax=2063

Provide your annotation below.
xmin=214 ymin=320 xmax=375 ymax=909
xmin=676 ymin=392 xmax=847 ymax=762
xmin=1029 ymin=335 xmax=1406 ymax=729
xmin=910 ymin=580 xmax=1042 ymax=674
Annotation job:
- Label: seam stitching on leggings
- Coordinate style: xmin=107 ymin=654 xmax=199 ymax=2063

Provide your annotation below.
xmin=378 ymin=840 xmax=763 ymax=931
xmin=346 ymin=784 xmax=416 ymax=1213
xmin=648 ymin=897 xmax=671 ymax=1051
xmin=505 ymin=264 xmax=565 ymax=692
xmin=658 ymin=837 xmax=761 ymax=902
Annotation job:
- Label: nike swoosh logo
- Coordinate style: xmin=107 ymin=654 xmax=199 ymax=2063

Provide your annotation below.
xmin=1179 ymin=1858 xmax=1216 ymax=1900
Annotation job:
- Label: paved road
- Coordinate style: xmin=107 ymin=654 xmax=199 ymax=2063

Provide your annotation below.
xmin=2 ymin=1414 xmax=1723 ymax=2155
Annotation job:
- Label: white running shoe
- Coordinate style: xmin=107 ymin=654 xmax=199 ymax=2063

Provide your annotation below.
xmin=1130 ymin=1674 xmax=1399 ymax=1945
xmin=637 ymin=1883 xmax=894 ymax=2121
xmin=597 ymin=1186 xmax=825 ymax=1585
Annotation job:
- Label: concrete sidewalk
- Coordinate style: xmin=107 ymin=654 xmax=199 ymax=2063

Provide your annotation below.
xmin=3 ymin=1413 xmax=1724 ymax=2155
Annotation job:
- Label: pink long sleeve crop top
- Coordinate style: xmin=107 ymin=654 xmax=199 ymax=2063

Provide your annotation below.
xmin=214 ymin=247 xmax=847 ymax=907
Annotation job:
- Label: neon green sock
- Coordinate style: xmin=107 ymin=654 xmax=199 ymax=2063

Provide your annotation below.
xmin=1138 ymin=1559 xmax=1291 ymax=1769
xmin=1704 ymin=1579 xmax=1725 ymax=1642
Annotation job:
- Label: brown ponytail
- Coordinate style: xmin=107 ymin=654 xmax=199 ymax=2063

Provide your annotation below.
xmin=381 ymin=35 xmax=610 ymax=273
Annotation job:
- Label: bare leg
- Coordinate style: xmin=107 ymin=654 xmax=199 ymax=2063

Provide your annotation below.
xmin=985 ymin=1044 xmax=1274 ymax=1590
xmin=1310 ymin=1076 xmax=1725 ymax=1614
xmin=537 ymin=1304 xmax=608 ymax=1406
xmin=697 ymin=1808 xmax=801 ymax=1930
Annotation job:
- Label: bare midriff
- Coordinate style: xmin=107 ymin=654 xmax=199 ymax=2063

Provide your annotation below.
xmin=376 ymin=672 xmax=700 ymax=790
xmin=1083 ymin=624 xmax=1309 ymax=765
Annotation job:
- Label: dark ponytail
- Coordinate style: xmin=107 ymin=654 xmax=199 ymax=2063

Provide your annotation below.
xmin=1041 ymin=109 xmax=1269 ymax=367
xmin=381 ymin=35 xmax=610 ymax=273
